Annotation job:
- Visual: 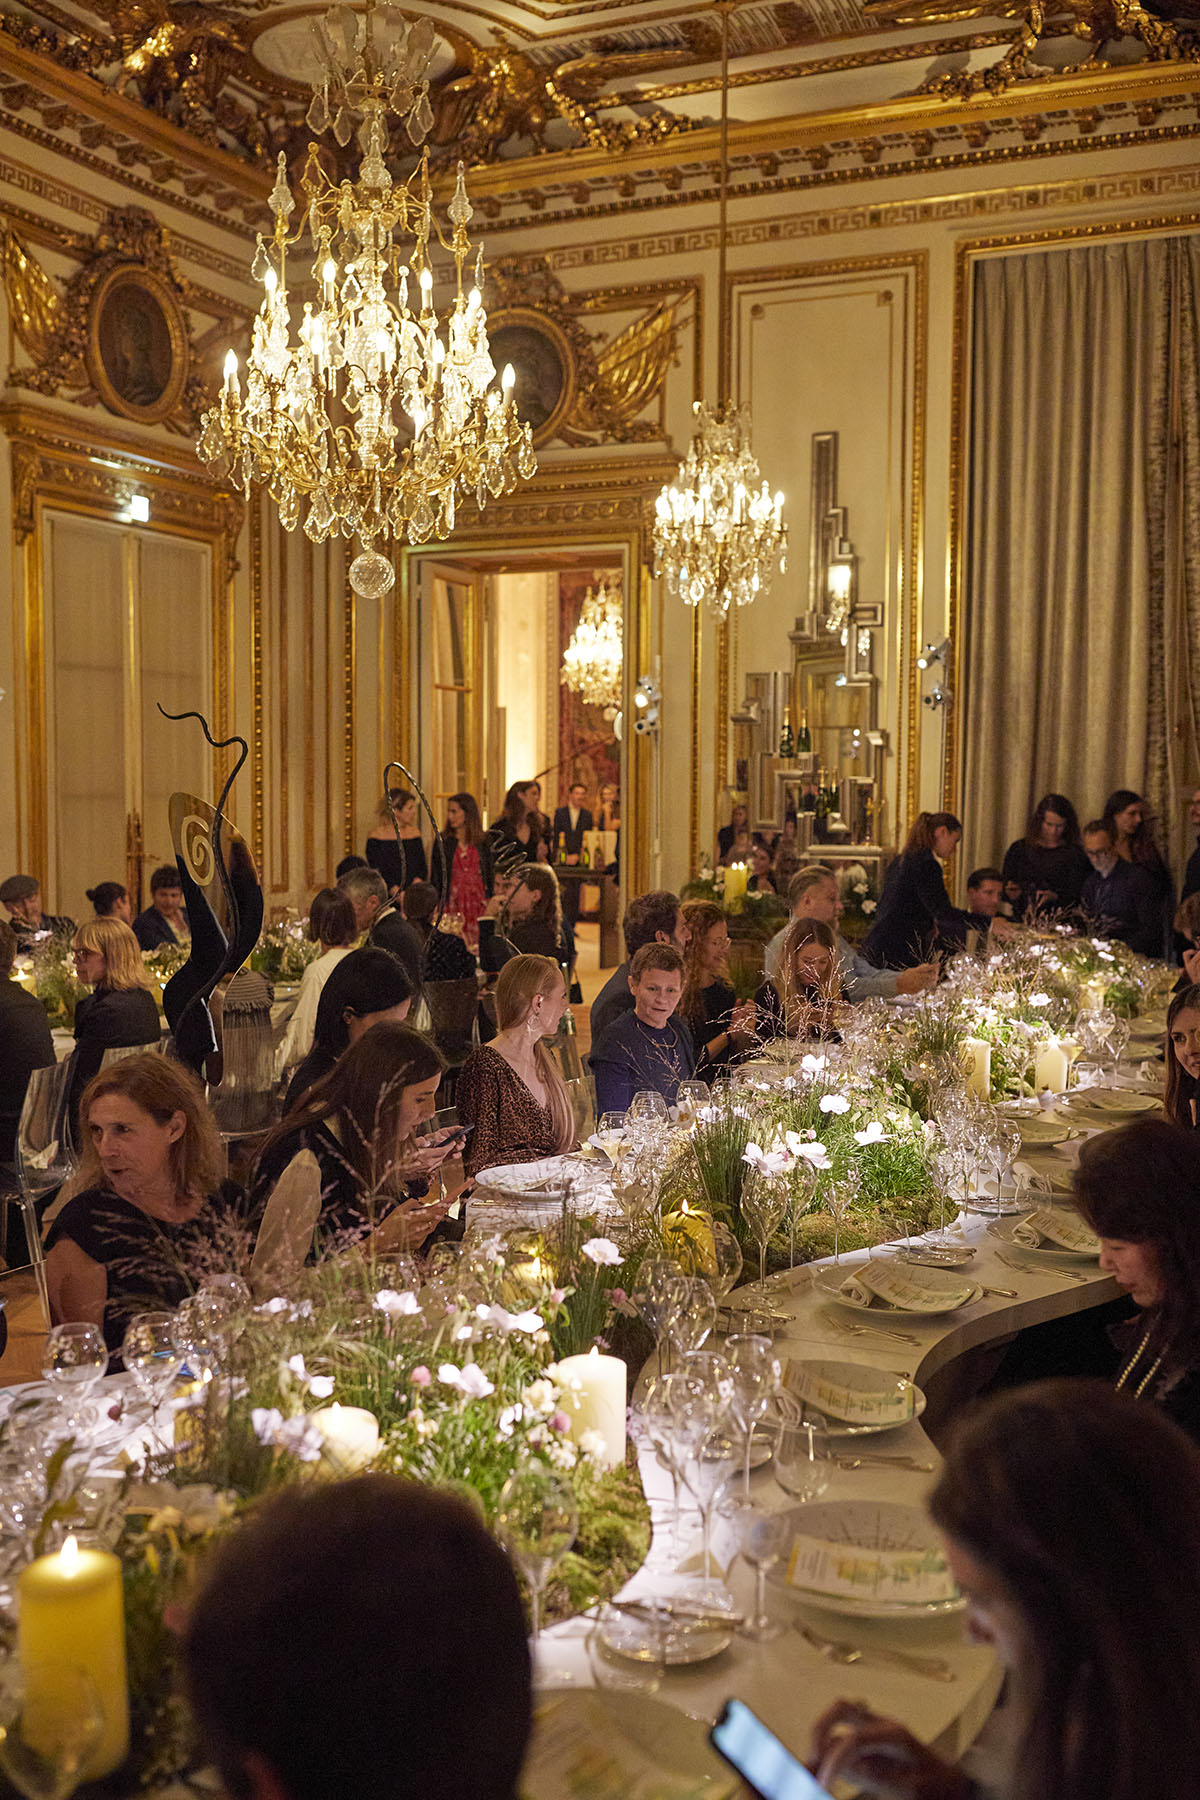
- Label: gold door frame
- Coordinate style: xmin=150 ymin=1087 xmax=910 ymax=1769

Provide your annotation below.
xmin=396 ymin=455 xmax=678 ymax=903
xmin=1 ymin=400 xmax=241 ymax=883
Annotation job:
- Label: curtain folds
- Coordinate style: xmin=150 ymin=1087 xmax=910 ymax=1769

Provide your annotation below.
xmin=961 ymin=239 xmax=1174 ymax=874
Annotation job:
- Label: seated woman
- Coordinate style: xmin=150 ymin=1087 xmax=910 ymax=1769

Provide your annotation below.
xmin=283 ymin=947 xmax=413 ymax=1113
xmin=811 ymin=1380 xmax=1200 ymax=1800
xmin=400 ymin=880 xmax=477 ymax=983
xmin=253 ymin=1023 xmax=457 ymax=1250
xmin=716 ymin=800 xmax=749 ymax=865
xmin=68 ymin=917 xmax=162 ymax=1122
xmin=1073 ymin=1118 xmax=1200 ymax=1442
xmin=678 ymin=901 xmax=757 ymax=1081
xmin=365 ymin=787 xmax=428 ymax=892
xmin=1164 ymin=983 xmax=1200 ymax=1129
xmin=755 ymin=916 xmax=840 ymax=1040
xmin=477 ymin=856 xmax=568 ymax=977
xmin=1001 ymin=791 xmax=1089 ymax=917
xmin=745 ymin=840 xmax=776 ymax=895
xmin=85 ymin=881 xmax=133 ymax=925
xmin=590 ymin=943 xmax=696 ymax=1115
xmin=456 ymin=955 xmax=576 ymax=1179
xmin=44 ymin=1054 xmax=245 ymax=1358
xmin=277 ymin=888 xmax=358 ymax=1073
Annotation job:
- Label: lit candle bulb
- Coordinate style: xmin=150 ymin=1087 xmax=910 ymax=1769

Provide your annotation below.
xmin=223 ymin=349 xmax=239 ymax=395
xmin=502 ymin=362 xmax=516 ymax=395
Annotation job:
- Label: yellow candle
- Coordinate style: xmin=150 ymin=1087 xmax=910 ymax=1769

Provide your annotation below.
xmin=722 ymin=862 xmax=749 ymax=910
xmin=18 ymin=1536 xmax=130 ymax=1779
xmin=962 ymin=1037 xmax=991 ymax=1099
xmin=555 ymin=1347 xmax=626 ymax=1470
xmin=1034 ymin=1039 xmax=1069 ymax=1095
xmin=1082 ymin=977 xmax=1107 ymax=1011
xmin=309 ymin=1403 xmax=381 ymax=1474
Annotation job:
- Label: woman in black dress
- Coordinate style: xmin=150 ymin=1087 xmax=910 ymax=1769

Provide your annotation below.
xmin=1103 ymin=788 xmax=1171 ymax=956
xmin=68 ymin=917 xmax=161 ymax=1125
xmin=678 ymin=901 xmax=757 ymax=1079
xmin=755 ymin=917 xmax=840 ymax=1040
xmin=862 ymin=812 xmax=1008 ymax=969
xmin=365 ymin=787 xmax=428 ymax=892
xmin=1001 ymin=792 xmax=1089 ymax=917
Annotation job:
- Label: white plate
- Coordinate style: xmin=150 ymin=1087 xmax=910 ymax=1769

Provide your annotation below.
xmin=1064 ymin=1088 xmax=1160 ymax=1118
xmin=784 ymin=1358 xmax=927 ymax=1438
xmin=988 ymin=1214 xmax=1101 ymax=1262
xmin=523 ymin=1690 xmax=736 ymax=1800
xmin=474 ymin=1155 xmax=593 ymax=1199
xmin=814 ymin=1263 xmax=981 ymax=1317
xmin=1016 ymin=1117 xmax=1072 ymax=1146
xmin=768 ymin=1499 xmax=963 ymax=1619
xmin=599 ymin=1582 xmax=738 ymax=1666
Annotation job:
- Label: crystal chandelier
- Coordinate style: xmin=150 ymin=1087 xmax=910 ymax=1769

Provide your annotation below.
xmin=197 ymin=3 xmax=536 ymax=600
xmin=561 ymin=578 xmax=623 ymax=712
xmin=653 ymin=4 xmax=786 ymax=617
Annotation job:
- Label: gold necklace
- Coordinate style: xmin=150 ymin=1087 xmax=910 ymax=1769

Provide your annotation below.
xmin=1115 ymin=1326 xmax=1166 ymax=1399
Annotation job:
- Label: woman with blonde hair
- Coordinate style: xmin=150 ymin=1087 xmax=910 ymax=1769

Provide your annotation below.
xmin=456 ymin=954 xmax=576 ymax=1178
xmin=45 ymin=1053 xmax=245 ymax=1356
xmin=755 ymin=916 xmax=840 ymax=1039
xmin=69 ymin=915 xmax=161 ymax=1120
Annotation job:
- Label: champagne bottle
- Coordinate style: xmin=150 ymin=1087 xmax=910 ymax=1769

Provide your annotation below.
xmin=796 ymin=710 xmax=812 ymax=754
xmin=580 ymin=843 xmax=590 ymax=869
xmin=779 ymin=707 xmax=795 ymax=759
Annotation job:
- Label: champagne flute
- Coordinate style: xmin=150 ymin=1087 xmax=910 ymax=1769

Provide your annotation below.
xmin=708 ymin=1221 xmax=744 ymax=1305
xmin=40 ymin=1325 xmax=108 ymax=1431
xmin=725 ymin=1497 xmax=789 ymax=1640
xmin=0 ymin=1663 xmax=103 ymax=1800
xmin=740 ymin=1171 xmax=787 ymax=1293
xmin=774 ymin=1414 xmax=831 ymax=1503
xmin=662 ymin=1276 xmax=717 ymax=1371
xmin=495 ymin=1463 xmax=578 ymax=1672
xmin=725 ymin=1333 xmax=778 ymax=1496
xmin=631 ymin=1257 xmax=681 ymax=1378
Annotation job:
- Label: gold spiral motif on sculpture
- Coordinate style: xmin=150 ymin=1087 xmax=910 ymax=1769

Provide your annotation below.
xmin=180 ymin=813 xmax=214 ymax=887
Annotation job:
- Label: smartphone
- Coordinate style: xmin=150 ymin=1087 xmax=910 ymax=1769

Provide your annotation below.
xmin=710 ymin=1700 xmax=835 ymax=1800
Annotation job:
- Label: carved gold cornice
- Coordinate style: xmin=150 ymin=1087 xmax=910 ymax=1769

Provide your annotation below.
xmin=0 ymin=400 xmax=243 ymax=562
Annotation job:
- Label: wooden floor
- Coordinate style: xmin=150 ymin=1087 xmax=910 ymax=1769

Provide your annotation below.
xmin=0 ymin=923 xmax=614 ymax=1390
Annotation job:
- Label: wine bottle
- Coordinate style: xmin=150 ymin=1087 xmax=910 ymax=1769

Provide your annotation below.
xmin=580 ymin=843 xmax=590 ymax=869
xmin=796 ymin=710 xmax=812 ymax=754
xmin=779 ymin=707 xmax=795 ymax=759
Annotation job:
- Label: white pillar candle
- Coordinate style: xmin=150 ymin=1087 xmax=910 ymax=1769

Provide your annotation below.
xmin=555 ymin=1347 xmax=626 ymax=1470
xmin=962 ymin=1037 xmax=991 ymax=1099
xmin=310 ymin=1403 xmax=381 ymax=1474
xmin=1034 ymin=1039 xmax=1069 ymax=1095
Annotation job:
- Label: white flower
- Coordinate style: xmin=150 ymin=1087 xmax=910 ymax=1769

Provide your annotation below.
xmin=497 ymin=1403 xmax=524 ymax=1439
xmin=438 ymin=1361 xmax=495 ymax=1400
xmin=125 ymin=1481 xmax=234 ymax=1535
xmin=743 ymin=1141 xmax=791 ymax=1179
xmin=579 ymin=1428 xmax=607 ymax=1463
xmin=800 ymin=1053 xmax=827 ymax=1076
xmin=523 ymin=1378 xmax=558 ymax=1417
xmin=1028 ymin=992 xmax=1051 ymax=1007
xmin=861 ymin=899 xmax=876 ymax=914
xmin=819 ymin=1094 xmax=851 ymax=1115
xmin=284 ymin=1354 xmax=335 ymax=1400
xmin=853 ymin=1120 xmax=888 ymax=1147
xmin=581 ymin=1237 xmax=622 ymax=1266
xmin=374 ymin=1288 xmax=421 ymax=1317
xmin=475 ymin=1302 xmax=544 ymax=1336
xmin=251 ymin=1407 xmax=324 ymax=1463
xmin=792 ymin=1138 xmax=832 ymax=1171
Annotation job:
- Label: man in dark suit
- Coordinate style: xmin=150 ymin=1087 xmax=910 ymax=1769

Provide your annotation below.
xmin=552 ymin=783 xmax=594 ymax=926
xmin=0 ymin=919 xmax=55 ymax=1164
xmin=1081 ymin=821 xmax=1161 ymax=958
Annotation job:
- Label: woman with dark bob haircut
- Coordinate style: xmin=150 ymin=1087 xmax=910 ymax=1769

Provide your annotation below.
xmin=1070 ymin=1117 xmax=1200 ymax=1442
xmin=1163 ymin=981 xmax=1200 ymax=1129
xmin=1000 ymin=791 xmax=1088 ymax=917
xmin=812 ymin=1381 xmax=1200 ymax=1800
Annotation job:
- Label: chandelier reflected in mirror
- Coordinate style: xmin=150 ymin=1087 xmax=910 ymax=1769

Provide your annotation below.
xmin=561 ymin=577 xmax=623 ymax=714
xmin=653 ymin=2 xmax=786 ymax=617
xmin=197 ymin=2 xmax=536 ymax=600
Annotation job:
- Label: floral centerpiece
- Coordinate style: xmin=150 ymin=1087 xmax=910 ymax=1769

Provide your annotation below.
xmin=249 ymin=915 xmax=323 ymax=984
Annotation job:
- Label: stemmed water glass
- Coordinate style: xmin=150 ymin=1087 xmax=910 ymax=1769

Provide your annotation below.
xmin=495 ymin=1462 xmax=579 ymax=1673
xmin=725 ymin=1498 xmax=789 ymax=1640
xmin=725 ymin=1333 xmax=778 ymax=1496
xmin=667 ymin=1372 xmax=738 ymax=1583
xmin=628 ymin=1090 xmax=670 ymax=1129
xmin=740 ymin=1171 xmax=787 ymax=1294
xmin=120 ymin=1311 xmax=180 ymax=1448
xmin=774 ymin=1413 xmax=831 ymax=1504
xmin=662 ymin=1276 xmax=717 ymax=1371
xmin=631 ymin=1257 xmax=682 ymax=1377
xmin=1107 ymin=1015 xmax=1131 ymax=1070
xmin=633 ymin=1374 xmax=687 ymax=1563
xmin=40 ymin=1324 xmax=108 ymax=1431
xmin=0 ymin=1663 xmax=104 ymax=1800
xmin=708 ymin=1221 xmax=744 ymax=1306
xmin=594 ymin=1111 xmax=628 ymax=1163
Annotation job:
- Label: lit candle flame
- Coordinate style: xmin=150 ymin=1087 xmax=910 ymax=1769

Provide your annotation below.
xmin=61 ymin=1534 xmax=80 ymax=1572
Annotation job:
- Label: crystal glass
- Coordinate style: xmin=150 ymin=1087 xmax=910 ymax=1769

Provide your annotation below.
xmin=775 ymin=1415 xmax=831 ymax=1503
xmin=594 ymin=1111 xmax=628 ymax=1162
xmin=496 ymin=1463 xmax=578 ymax=1656
xmin=587 ymin=1607 xmax=665 ymax=1694
xmin=196 ymin=1274 xmax=251 ymax=1349
xmin=1073 ymin=1060 xmax=1104 ymax=1091
xmin=740 ymin=1170 xmax=787 ymax=1292
xmin=631 ymin=1257 xmax=682 ymax=1377
xmin=725 ymin=1333 xmax=778 ymax=1496
xmin=0 ymin=1664 xmax=103 ymax=1800
xmin=628 ymin=1091 xmax=670 ymax=1126
xmin=674 ymin=1080 xmax=711 ymax=1129
xmin=668 ymin=1374 xmax=737 ymax=1583
xmin=708 ymin=1220 xmax=744 ymax=1303
xmin=633 ymin=1374 xmax=687 ymax=1563
xmin=40 ymin=1324 xmax=108 ymax=1426
xmin=662 ymin=1275 xmax=717 ymax=1368
xmin=725 ymin=1497 xmax=789 ymax=1640
xmin=120 ymin=1312 xmax=179 ymax=1444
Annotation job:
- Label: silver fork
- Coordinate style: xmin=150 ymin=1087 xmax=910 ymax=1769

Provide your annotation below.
xmin=824 ymin=1314 xmax=922 ymax=1348
xmin=831 ymin=1452 xmax=934 ymax=1473
xmin=795 ymin=1622 xmax=955 ymax=1681
xmin=994 ymin=1251 xmax=1087 ymax=1284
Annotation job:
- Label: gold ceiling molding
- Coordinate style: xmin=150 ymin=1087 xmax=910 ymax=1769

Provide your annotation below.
xmin=0 ymin=400 xmax=243 ymax=561
xmin=941 ymin=206 xmax=1200 ymax=817
xmin=488 ymin=256 xmax=690 ymax=446
xmin=1 ymin=209 xmax=219 ymax=435
xmin=601 ymin=31 xmax=1015 ymax=101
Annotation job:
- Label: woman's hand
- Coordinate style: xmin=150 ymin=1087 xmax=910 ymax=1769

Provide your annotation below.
xmin=729 ymin=999 xmax=758 ymax=1044
xmin=1183 ymin=944 xmax=1200 ymax=986
xmin=810 ymin=1702 xmax=971 ymax=1800
xmin=373 ymin=1192 xmax=454 ymax=1254
xmin=397 ymin=1132 xmax=464 ymax=1181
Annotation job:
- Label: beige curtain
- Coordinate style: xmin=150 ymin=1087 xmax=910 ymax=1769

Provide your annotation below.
xmin=961 ymin=240 xmax=1171 ymax=875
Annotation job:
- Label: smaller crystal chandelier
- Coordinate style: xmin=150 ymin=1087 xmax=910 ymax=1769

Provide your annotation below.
xmin=653 ymin=3 xmax=786 ymax=618
xmin=198 ymin=2 xmax=536 ymax=600
xmin=561 ymin=577 xmax=623 ymax=714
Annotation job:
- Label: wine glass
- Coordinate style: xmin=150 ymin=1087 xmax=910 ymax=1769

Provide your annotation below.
xmin=725 ymin=1497 xmax=789 ymax=1640
xmin=40 ymin=1325 xmax=108 ymax=1430
xmin=120 ymin=1312 xmax=179 ymax=1446
xmin=775 ymin=1414 xmax=831 ymax=1503
xmin=495 ymin=1463 xmax=578 ymax=1668
xmin=631 ymin=1257 xmax=682 ymax=1378
xmin=662 ymin=1276 xmax=717 ymax=1370
xmin=633 ymin=1374 xmax=687 ymax=1563
xmin=668 ymin=1373 xmax=737 ymax=1583
xmin=725 ymin=1333 xmax=778 ymax=1496
xmin=674 ymin=1080 xmax=711 ymax=1129
xmin=1107 ymin=1015 xmax=1131 ymax=1070
xmin=628 ymin=1091 xmax=670 ymax=1127
xmin=708 ymin=1221 xmax=744 ymax=1305
xmin=0 ymin=1663 xmax=104 ymax=1800
xmin=594 ymin=1111 xmax=628 ymax=1162
xmin=740 ymin=1171 xmax=787 ymax=1294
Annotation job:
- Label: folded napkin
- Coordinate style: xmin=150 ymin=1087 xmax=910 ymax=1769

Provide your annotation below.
xmin=1011 ymin=1218 xmax=1045 ymax=1248
xmin=838 ymin=1274 xmax=873 ymax=1306
xmin=1012 ymin=1209 xmax=1100 ymax=1253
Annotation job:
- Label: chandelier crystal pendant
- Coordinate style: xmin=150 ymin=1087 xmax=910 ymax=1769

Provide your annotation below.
xmin=653 ymin=2 xmax=786 ymax=617
xmin=561 ymin=578 xmax=624 ymax=713
xmin=197 ymin=2 xmax=537 ymax=600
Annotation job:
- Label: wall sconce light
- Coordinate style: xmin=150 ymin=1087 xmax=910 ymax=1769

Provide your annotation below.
xmin=923 ymin=684 xmax=948 ymax=709
xmin=633 ymin=674 xmax=661 ymax=734
xmin=916 ymin=637 xmax=949 ymax=670
xmin=826 ymin=537 xmax=856 ymax=638
xmin=129 ymin=494 xmax=150 ymax=523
